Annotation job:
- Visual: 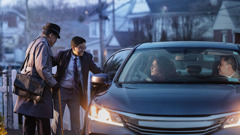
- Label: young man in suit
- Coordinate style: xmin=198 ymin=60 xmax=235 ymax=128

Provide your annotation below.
xmin=51 ymin=36 xmax=101 ymax=135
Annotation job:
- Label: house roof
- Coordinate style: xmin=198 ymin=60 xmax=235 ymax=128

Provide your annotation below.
xmin=213 ymin=1 xmax=240 ymax=30
xmin=146 ymin=0 xmax=219 ymax=14
xmin=224 ymin=1 xmax=240 ymax=29
xmin=112 ymin=31 xmax=145 ymax=48
xmin=131 ymin=0 xmax=150 ymax=14
xmin=2 ymin=9 xmax=26 ymax=20
xmin=0 ymin=9 xmax=26 ymax=28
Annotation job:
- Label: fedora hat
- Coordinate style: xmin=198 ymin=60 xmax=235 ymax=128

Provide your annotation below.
xmin=43 ymin=22 xmax=61 ymax=38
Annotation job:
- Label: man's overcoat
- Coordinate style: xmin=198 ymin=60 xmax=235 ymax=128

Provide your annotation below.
xmin=14 ymin=36 xmax=57 ymax=118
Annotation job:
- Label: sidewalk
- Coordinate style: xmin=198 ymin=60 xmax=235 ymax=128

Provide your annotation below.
xmin=6 ymin=128 xmax=73 ymax=135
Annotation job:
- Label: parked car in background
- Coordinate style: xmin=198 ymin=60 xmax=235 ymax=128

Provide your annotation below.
xmin=84 ymin=41 xmax=240 ymax=135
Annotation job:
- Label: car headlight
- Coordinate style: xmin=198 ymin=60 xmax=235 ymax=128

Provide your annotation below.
xmin=223 ymin=114 xmax=240 ymax=128
xmin=88 ymin=100 xmax=124 ymax=127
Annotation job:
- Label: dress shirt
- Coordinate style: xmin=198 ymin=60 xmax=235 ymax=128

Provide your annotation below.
xmin=60 ymin=53 xmax=82 ymax=88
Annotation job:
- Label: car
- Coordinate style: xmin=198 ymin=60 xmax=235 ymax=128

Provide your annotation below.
xmin=102 ymin=48 xmax=132 ymax=80
xmin=90 ymin=48 xmax=132 ymax=98
xmin=84 ymin=41 xmax=240 ymax=135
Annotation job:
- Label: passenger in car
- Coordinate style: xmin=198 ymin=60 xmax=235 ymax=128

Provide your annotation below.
xmin=212 ymin=60 xmax=220 ymax=76
xmin=150 ymin=56 xmax=176 ymax=81
xmin=218 ymin=55 xmax=239 ymax=78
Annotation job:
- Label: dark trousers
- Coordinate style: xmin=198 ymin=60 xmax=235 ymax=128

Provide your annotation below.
xmin=23 ymin=115 xmax=50 ymax=135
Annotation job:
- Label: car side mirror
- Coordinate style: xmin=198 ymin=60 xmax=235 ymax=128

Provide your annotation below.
xmin=90 ymin=73 xmax=110 ymax=99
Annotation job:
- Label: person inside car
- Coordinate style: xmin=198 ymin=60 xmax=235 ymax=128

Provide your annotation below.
xmin=218 ymin=55 xmax=239 ymax=78
xmin=212 ymin=60 xmax=220 ymax=76
xmin=150 ymin=56 xmax=176 ymax=81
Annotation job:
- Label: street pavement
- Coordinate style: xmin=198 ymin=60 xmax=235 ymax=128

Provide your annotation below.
xmin=6 ymin=128 xmax=73 ymax=135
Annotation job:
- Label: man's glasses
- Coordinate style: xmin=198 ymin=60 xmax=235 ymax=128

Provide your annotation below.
xmin=78 ymin=46 xmax=87 ymax=50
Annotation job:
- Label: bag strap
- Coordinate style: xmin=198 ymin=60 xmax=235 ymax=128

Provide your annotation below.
xmin=20 ymin=37 xmax=40 ymax=71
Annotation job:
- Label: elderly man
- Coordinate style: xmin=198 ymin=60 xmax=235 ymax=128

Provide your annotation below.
xmin=218 ymin=55 xmax=239 ymax=78
xmin=14 ymin=22 xmax=61 ymax=135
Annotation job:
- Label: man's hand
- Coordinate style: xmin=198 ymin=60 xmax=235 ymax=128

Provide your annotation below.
xmin=52 ymin=83 xmax=60 ymax=93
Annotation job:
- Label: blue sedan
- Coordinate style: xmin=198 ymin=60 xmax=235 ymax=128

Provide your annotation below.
xmin=84 ymin=41 xmax=240 ymax=135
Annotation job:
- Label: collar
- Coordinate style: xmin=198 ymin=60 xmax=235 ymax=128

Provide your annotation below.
xmin=40 ymin=35 xmax=50 ymax=46
xmin=229 ymin=72 xmax=236 ymax=78
xmin=223 ymin=72 xmax=236 ymax=78
xmin=71 ymin=52 xmax=79 ymax=60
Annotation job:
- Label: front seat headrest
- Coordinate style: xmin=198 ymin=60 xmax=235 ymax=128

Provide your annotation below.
xmin=187 ymin=65 xmax=202 ymax=74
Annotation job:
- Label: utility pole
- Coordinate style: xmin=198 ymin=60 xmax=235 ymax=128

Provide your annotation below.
xmin=112 ymin=0 xmax=115 ymax=32
xmin=25 ymin=0 xmax=30 ymax=43
xmin=99 ymin=0 xmax=105 ymax=68
xmin=0 ymin=0 xmax=3 ymax=61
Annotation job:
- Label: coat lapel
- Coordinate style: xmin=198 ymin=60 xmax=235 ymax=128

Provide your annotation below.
xmin=80 ymin=54 xmax=87 ymax=77
xmin=64 ymin=50 xmax=72 ymax=68
xmin=80 ymin=53 xmax=87 ymax=92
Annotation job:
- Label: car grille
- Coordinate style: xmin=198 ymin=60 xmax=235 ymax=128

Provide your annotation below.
xmin=125 ymin=122 xmax=221 ymax=135
xmin=120 ymin=114 xmax=226 ymax=135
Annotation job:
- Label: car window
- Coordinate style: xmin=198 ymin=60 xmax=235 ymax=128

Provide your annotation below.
xmin=118 ymin=48 xmax=240 ymax=84
xmin=103 ymin=49 xmax=131 ymax=80
xmin=103 ymin=56 xmax=114 ymax=73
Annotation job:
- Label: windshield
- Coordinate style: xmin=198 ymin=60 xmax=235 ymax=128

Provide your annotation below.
xmin=118 ymin=48 xmax=240 ymax=84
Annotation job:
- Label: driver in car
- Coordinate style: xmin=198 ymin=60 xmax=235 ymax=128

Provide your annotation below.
xmin=218 ymin=55 xmax=239 ymax=78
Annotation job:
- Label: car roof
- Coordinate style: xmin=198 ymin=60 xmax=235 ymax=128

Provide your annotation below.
xmin=112 ymin=48 xmax=132 ymax=55
xmin=137 ymin=41 xmax=240 ymax=51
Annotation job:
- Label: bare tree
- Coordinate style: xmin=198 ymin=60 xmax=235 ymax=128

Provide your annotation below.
xmin=171 ymin=16 xmax=179 ymax=40
xmin=130 ymin=0 xmax=219 ymax=42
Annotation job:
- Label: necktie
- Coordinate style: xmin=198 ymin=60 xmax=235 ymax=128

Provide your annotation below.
xmin=73 ymin=57 xmax=80 ymax=94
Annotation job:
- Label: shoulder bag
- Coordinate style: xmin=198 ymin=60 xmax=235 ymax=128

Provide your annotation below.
xmin=13 ymin=37 xmax=45 ymax=102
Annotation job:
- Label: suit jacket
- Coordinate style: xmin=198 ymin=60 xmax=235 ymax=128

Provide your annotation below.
xmin=53 ymin=49 xmax=101 ymax=110
xmin=14 ymin=36 xmax=57 ymax=118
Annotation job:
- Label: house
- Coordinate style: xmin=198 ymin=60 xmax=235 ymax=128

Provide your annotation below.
xmin=0 ymin=9 xmax=26 ymax=63
xmin=213 ymin=1 xmax=240 ymax=44
xmin=105 ymin=0 xmax=149 ymax=58
xmin=86 ymin=0 xmax=149 ymax=66
xmin=129 ymin=0 xmax=221 ymax=41
xmin=86 ymin=0 xmax=221 ymax=67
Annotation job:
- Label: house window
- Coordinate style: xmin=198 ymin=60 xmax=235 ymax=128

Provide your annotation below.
xmin=234 ymin=33 xmax=240 ymax=44
xmin=8 ymin=17 xmax=17 ymax=27
xmin=222 ymin=31 xmax=227 ymax=43
xmin=89 ymin=21 xmax=109 ymax=37
xmin=89 ymin=22 xmax=99 ymax=37
xmin=93 ymin=50 xmax=98 ymax=62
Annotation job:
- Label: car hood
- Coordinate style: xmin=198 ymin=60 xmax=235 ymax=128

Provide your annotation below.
xmin=94 ymin=84 xmax=240 ymax=115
